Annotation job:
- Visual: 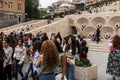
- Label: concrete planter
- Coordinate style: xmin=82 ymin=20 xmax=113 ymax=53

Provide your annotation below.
xmin=75 ymin=65 xmax=97 ymax=80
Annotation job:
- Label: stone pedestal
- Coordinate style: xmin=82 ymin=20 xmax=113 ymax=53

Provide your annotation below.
xmin=75 ymin=65 xmax=97 ymax=80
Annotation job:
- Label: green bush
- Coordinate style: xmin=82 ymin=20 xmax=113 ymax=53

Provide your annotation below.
xmin=75 ymin=58 xmax=92 ymax=67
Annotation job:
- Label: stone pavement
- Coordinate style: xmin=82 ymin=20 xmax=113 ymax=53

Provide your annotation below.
xmin=88 ymin=51 xmax=115 ymax=80
xmin=16 ymin=51 xmax=117 ymax=80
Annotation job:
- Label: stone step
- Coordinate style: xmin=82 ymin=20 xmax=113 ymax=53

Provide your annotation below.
xmin=0 ymin=20 xmax=39 ymax=31
xmin=89 ymin=48 xmax=109 ymax=52
xmin=85 ymin=39 xmax=110 ymax=52
xmin=89 ymin=47 xmax=109 ymax=52
xmin=3 ymin=18 xmax=63 ymax=34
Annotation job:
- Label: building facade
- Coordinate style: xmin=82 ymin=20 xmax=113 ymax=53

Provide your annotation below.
xmin=0 ymin=0 xmax=25 ymax=28
xmin=86 ymin=0 xmax=101 ymax=4
xmin=52 ymin=0 xmax=72 ymax=12
xmin=72 ymin=0 xmax=101 ymax=4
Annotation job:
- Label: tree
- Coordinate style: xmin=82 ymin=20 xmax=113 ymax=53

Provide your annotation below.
xmin=25 ymin=0 xmax=40 ymax=19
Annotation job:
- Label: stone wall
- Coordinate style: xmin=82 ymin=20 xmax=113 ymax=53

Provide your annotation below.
xmin=65 ymin=12 xmax=120 ymax=39
xmin=0 ymin=12 xmax=25 ymax=28
xmin=28 ymin=18 xmax=71 ymax=37
xmin=26 ymin=12 xmax=120 ymax=39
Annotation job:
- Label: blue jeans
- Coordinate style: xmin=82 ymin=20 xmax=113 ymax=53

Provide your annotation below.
xmin=66 ymin=63 xmax=76 ymax=80
xmin=14 ymin=60 xmax=24 ymax=80
xmin=24 ymin=42 xmax=28 ymax=48
xmin=33 ymin=71 xmax=38 ymax=80
xmin=24 ymin=63 xmax=33 ymax=80
xmin=39 ymin=73 xmax=55 ymax=80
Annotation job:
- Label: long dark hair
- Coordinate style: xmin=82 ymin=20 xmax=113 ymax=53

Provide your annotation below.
xmin=3 ymin=37 xmax=10 ymax=44
xmin=56 ymin=32 xmax=62 ymax=44
xmin=0 ymin=40 xmax=5 ymax=58
xmin=65 ymin=36 xmax=76 ymax=55
xmin=33 ymin=40 xmax=42 ymax=53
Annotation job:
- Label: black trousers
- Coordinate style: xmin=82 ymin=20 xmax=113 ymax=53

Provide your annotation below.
xmin=4 ymin=64 xmax=12 ymax=80
xmin=0 ymin=64 xmax=4 ymax=80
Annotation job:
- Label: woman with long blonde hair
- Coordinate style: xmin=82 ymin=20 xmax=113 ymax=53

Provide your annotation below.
xmin=36 ymin=40 xmax=59 ymax=80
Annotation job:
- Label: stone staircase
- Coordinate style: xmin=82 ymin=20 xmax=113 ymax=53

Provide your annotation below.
xmin=1 ymin=18 xmax=62 ymax=34
xmin=0 ymin=20 xmax=39 ymax=31
xmin=86 ymin=39 xmax=110 ymax=52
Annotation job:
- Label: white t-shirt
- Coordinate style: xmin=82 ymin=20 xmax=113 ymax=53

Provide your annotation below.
xmin=3 ymin=47 xmax=13 ymax=65
xmin=67 ymin=49 xmax=75 ymax=64
xmin=33 ymin=51 xmax=40 ymax=74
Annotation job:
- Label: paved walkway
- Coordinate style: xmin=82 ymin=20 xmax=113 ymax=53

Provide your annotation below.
xmin=15 ymin=51 xmax=118 ymax=80
xmin=88 ymin=51 xmax=115 ymax=80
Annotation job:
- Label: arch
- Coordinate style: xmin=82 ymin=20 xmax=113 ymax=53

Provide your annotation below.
xmin=91 ymin=17 xmax=106 ymax=27
xmin=100 ymin=26 xmax=115 ymax=39
xmin=108 ymin=16 xmax=120 ymax=26
xmin=82 ymin=26 xmax=96 ymax=38
xmin=77 ymin=18 xmax=88 ymax=27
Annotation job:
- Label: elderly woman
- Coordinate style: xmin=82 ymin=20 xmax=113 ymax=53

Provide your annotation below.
xmin=106 ymin=35 xmax=120 ymax=80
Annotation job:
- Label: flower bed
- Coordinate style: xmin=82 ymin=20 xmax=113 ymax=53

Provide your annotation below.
xmin=75 ymin=59 xmax=97 ymax=80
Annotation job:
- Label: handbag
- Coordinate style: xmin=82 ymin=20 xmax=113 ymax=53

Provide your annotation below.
xmin=55 ymin=73 xmax=67 ymax=80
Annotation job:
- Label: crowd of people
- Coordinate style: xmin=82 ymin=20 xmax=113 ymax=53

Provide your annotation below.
xmin=87 ymin=0 xmax=120 ymax=14
xmin=0 ymin=31 xmax=89 ymax=80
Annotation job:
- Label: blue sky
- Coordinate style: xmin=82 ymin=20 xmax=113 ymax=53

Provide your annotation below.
xmin=40 ymin=0 xmax=58 ymax=8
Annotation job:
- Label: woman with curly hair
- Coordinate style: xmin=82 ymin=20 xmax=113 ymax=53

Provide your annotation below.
xmin=36 ymin=40 xmax=59 ymax=80
xmin=106 ymin=34 xmax=120 ymax=80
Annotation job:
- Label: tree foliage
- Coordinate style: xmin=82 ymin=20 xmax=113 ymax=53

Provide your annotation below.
xmin=25 ymin=0 xmax=40 ymax=19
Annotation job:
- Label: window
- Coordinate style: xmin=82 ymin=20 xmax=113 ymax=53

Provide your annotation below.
xmin=18 ymin=4 xmax=22 ymax=10
xmin=9 ymin=15 xmax=14 ymax=20
xmin=0 ymin=1 xmax=3 ymax=8
xmin=8 ymin=2 xmax=13 ymax=9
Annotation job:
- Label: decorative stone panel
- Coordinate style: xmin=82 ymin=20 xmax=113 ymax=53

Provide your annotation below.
xmin=82 ymin=26 xmax=96 ymax=38
xmin=100 ymin=27 xmax=115 ymax=39
xmin=77 ymin=18 xmax=88 ymax=27
xmin=91 ymin=17 xmax=106 ymax=27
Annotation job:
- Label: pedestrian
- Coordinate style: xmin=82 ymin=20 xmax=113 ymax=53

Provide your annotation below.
xmin=0 ymin=40 xmax=5 ymax=80
xmin=96 ymin=28 xmax=100 ymax=44
xmin=56 ymin=32 xmax=62 ymax=45
xmin=36 ymin=40 xmax=59 ymax=80
xmin=3 ymin=38 xmax=13 ymax=80
xmin=41 ymin=33 xmax=49 ymax=42
xmin=24 ymin=43 xmax=34 ymax=80
xmin=106 ymin=35 xmax=120 ymax=80
xmin=32 ymin=40 xmax=42 ymax=80
xmin=51 ymin=33 xmax=63 ymax=53
xmin=13 ymin=38 xmax=26 ymax=80
xmin=23 ymin=34 xmax=28 ymax=48
xmin=65 ymin=36 xmax=76 ymax=80
xmin=79 ymin=40 xmax=89 ymax=59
